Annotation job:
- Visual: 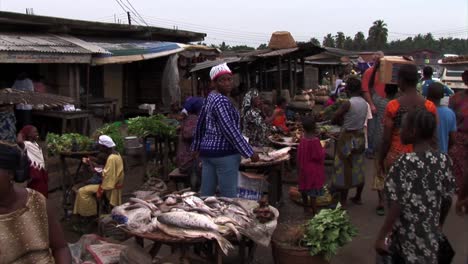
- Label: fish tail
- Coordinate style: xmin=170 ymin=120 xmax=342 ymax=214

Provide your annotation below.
xmin=213 ymin=234 xmax=234 ymax=255
xmin=226 ymin=223 xmax=242 ymax=241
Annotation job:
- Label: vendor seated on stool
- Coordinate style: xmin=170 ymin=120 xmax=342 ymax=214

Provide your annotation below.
xmin=270 ymin=97 xmax=289 ymax=133
xmin=73 ymin=135 xmax=124 ymax=217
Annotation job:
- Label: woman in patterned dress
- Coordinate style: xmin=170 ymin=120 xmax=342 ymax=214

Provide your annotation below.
xmin=375 ymin=108 xmax=455 ymax=264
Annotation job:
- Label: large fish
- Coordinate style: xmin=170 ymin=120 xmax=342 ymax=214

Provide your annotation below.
xmin=157 ymin=212 xmax=219 ymax=232
xmin=155 ymin=220 xmax=234 ymax=255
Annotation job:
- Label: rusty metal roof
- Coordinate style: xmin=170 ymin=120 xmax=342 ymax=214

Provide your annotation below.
xmin=0 ymin=33 xmax=106 ymax=54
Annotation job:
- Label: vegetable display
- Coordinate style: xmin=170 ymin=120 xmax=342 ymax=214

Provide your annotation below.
xmin=302 ymin=204 xmax=357 ymax=261
xmin=127 ymin=115 xmax=178 ymax=138
xmin=46 ymin=133 xmax=93 ymax=156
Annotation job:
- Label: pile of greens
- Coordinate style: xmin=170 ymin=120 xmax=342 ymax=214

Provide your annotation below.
xmin=46 ymin=133 xmax=94 ymax=156
xmin=302 ymin=204 xmax=357 ymax=261
xmin=95 ymin=122 xmax=125 ymax=154
xmin=127 ymin=114 xmax=177 ymax=138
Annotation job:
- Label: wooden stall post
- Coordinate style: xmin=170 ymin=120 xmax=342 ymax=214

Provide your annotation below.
xmin=288 ymin=57 xmax=293 ymax=96
xmin=277 ymin=56 xmax=283 ymax=99
xmin=301 ymin=58 xmax=306 ymax=91
xmin=86 ymin=65 xmax=90 ymax=109
xmin=294 ymin=59 xmax=298 ymax=95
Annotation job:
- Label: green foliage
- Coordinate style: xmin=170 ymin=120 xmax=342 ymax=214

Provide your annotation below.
xmin=368 ymin=19 xmax=388 ymax=50
xmin=323 ymin=33 xmax=335 ymax=47
xmin=335 ymin=32 xmax=346 ymax=49
xmin=46 ymin=133 xmax=93 ymax=156
xmin=95 ymin=122 xmax=125 ymax=154
xmin=302 ymin=204 xmax=357 ymax=261
xmin=127 ymin=114 xmax=177 ymax=138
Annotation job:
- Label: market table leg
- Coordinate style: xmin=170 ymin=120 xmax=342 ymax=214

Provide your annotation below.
xmin=247 ymin=240 xmax=257 ymax=264
xmin=239 ymin=237 xmax=246 ymax=264
xmin=61 ymin=119 xmax=67 ymax=134
xmin=149 ymin=242 xmax=162 ymax=258
xmin=135 ymin=236 xmax=144 ymax=247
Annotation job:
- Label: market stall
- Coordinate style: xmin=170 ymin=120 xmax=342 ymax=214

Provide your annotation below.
xmin=109 ymin=191 xmax=279 ymax=263
xmin=33 ymin=109 xmax=91 ymax=135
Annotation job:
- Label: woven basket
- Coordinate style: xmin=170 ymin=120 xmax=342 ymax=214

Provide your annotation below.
xmin=268 ymin=31 xmax=297 ymax=50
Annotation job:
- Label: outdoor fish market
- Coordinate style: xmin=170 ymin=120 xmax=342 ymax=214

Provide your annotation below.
xmin=0 ymin=6 xmax=467 ymax=264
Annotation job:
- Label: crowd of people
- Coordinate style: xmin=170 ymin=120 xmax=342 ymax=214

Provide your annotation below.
xmin=0 ymin=56 xmax=467 ymax=263
xmin=177 ymin=60 xmax=468 ymax=263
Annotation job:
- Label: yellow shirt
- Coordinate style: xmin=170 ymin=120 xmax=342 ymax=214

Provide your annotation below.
xmin=101 ymin=153 xmax=124 ymax=206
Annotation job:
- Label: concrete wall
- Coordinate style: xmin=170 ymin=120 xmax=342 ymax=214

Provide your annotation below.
xmin=103 ymin=64 xmax=123 ymax=114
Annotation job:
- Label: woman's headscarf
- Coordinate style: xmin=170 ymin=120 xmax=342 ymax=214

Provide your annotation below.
xmin=241 ymin=88 xmax=259 ymax=118
xmin=183 ymin=97 xmax=205 ymax=115
xmin=20 ymin=125 xmax=36 ymax=140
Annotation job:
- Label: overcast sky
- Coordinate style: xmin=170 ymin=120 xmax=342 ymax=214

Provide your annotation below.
xmin=1 ymin=0 xmax=467 ymax=46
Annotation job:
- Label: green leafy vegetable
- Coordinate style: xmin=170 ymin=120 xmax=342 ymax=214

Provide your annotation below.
xmin=127 ymin=114 xmax=177 ymax=138
xmin=46 ymin=133 xmax=93 ymax=156
xmin=301 ymin=204 xmax=357 ymax=261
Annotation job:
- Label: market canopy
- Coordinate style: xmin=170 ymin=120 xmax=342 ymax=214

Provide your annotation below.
xmin=88 ymin=39 xmax=186 ymax=65
xmin=0 ymin=33 xmax=106 ymax=63
xmin=0 ymin=88 xmax=75 ymax=108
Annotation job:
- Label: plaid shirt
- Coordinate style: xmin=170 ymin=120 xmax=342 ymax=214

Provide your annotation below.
xmin=192 ymin=91 xmax=254 ymax=158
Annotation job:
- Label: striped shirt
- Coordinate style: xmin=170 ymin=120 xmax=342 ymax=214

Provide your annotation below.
xmin=192 ymin=91 xmax=254 ymax=158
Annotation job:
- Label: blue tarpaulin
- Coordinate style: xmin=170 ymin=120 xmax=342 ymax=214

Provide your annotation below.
xmin=88 ymin=39 xmax=184 ymax=65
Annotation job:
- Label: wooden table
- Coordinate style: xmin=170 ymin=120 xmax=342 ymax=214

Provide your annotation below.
xmin=124 ymin=229 xmax=255 ymax=264
xmin=60 ymin=151 xmax=98 ymax=218
xmin=32 ymin=110 xmax=91 ymax=135
xmin=83 ymin=97 xmax=118 ymax=121
xmin=240 ymin=155 xmax=290 ymax=206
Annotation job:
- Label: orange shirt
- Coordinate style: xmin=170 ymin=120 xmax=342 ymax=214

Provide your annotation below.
xmin=361 ymin=66 xmax=386 ymax=98
xmin=272 ymin=107 xmax=289 ymax=132
xmin=385 ymin=99 xmax=437 ymax=155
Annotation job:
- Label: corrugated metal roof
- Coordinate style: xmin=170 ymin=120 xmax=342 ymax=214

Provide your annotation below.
xmin=256 ymin=48 xmax=299 ymax=57
xmin=0 ymin=33 xmax=105 ymax=54
xmin=190 ymin=57 xmax=242 ymax=73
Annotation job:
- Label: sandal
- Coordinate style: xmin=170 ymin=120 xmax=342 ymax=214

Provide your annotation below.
xmin=350 ymin=197 xmax=363 ymax=205
xmin=376 ymin=206 xmax=385 ymax=216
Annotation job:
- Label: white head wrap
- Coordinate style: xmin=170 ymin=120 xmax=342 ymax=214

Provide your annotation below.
xmin=98 ymin=135 xmax=116 ymax=148
xmin=209 ymin=63 xmax=232 ymax=81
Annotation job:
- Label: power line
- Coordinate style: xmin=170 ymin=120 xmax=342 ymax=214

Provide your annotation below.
xmin=123 ymin=0 xmax=149 ymax=26
xmin=113 ymin=0 xmax=137 ymax=25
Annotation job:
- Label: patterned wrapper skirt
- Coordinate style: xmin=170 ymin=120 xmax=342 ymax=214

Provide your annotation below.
xmin=449 ymin=132 xmax=468 ymax=192
xmin=0 ymin=111 xmax=16 ymax=142
xmin=332 ymin=130 xmax=366 ymax=189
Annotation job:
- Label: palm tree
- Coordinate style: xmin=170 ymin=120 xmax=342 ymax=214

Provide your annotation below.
xmin=335 ymin=32 xmax=346 ymax=49
xmin=323 ymin=33 xmax=335 ymax=47
xmin=310 ymin=37 xmax=321 ymax=47
xmin=353 ymin=31 xmax=366 ymax=50
xmin=368 ymin=20 xmax=388 ymax=50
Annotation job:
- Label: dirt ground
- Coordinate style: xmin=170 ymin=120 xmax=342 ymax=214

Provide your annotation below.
xmin=49 ymin=157 xmax=467 ymax=264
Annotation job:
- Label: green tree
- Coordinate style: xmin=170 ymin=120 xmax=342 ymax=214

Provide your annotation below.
xmin=335 ymin=32 xmax=346 ymax=49
xmin=353 ymin=31 xmax=366 ymax=50
xmin=310 ymin=37 xmax=321 ymax=47
xmin=230 ymin=45 xmax=255 ymax=51
xmin=323 ymin=33 xmax=335 ymax=47
xmin=344 ymin=37 xmax=353 ymax=50
xmin=368 ymin=20 xmax=388 ymax=50
xmin=219 ymin=41 xmax=230 ymax=51
xmin=257 ymin=43 xmax=268 ymax=50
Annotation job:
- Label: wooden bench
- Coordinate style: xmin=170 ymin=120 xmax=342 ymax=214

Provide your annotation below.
xmin=168 ymin=168 xmax=190 ymax=190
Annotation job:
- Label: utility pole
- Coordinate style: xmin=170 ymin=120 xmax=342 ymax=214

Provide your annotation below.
xmin=127 ymin=11 xmax=131 ymax=25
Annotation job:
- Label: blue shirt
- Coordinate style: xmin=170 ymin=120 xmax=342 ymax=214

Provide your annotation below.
xmin=421 ymin=80 xmax=454 ymax=97
xmin=192 ymin=91 xmax=254 ymax=158
xmin=436 ymin=106 xmax=457 ymax=153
